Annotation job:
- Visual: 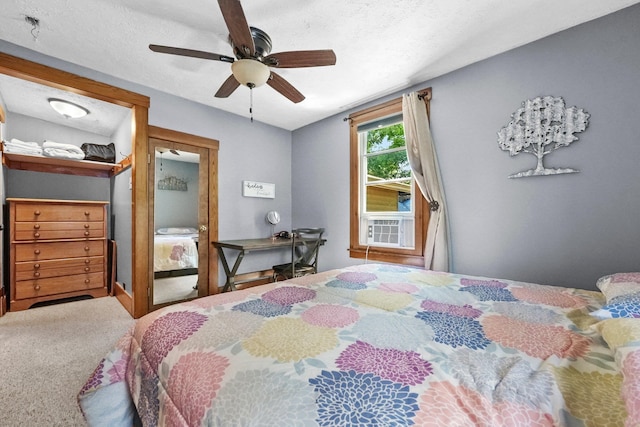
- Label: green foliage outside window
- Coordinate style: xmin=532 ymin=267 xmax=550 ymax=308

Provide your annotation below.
xmin=366 ymin=124 xmax=410 ymax=180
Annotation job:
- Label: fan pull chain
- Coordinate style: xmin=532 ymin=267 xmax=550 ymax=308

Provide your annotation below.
xmin=249 ymin=87 xmax=254 ymax=123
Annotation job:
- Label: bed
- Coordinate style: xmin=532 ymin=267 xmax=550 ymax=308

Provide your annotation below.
xmin=154 ymin=228 xmax=199 ymax=276
xmin=78 ymin=264 xmax=640 ymax=426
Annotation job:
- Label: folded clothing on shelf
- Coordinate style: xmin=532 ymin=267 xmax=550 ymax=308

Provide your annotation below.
xmin=3 ymin=138 xmax=43 ymax=156
xmin=42 ymin=140 xmax=85 ymax=160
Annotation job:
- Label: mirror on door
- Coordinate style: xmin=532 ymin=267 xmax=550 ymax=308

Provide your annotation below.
xmin=150 ymin=143 xmax=205 ymax=306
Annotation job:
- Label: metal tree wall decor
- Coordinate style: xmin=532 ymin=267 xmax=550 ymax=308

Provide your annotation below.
xmin=497 ymin=96 xmax=590 ymax=178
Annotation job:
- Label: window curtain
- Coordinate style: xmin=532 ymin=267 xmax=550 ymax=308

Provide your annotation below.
xmin=402 ymin=91 xmax=450 ymax=271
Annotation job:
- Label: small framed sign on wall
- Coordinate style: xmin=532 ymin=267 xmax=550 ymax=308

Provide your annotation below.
xmin=242 ymin=180 xmax=275 ymax=198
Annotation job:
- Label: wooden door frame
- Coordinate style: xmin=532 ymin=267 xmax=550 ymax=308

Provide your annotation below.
xmin=143 ymin=126 xmax=219 ymax=314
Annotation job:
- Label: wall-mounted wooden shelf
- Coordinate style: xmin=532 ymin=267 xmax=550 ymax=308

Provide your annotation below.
xmin=2 ymin=151 xmax=131 ymax=178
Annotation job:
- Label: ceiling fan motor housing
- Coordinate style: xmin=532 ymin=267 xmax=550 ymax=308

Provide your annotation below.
xmin=230 ymin=27 xmax=272 ymax=59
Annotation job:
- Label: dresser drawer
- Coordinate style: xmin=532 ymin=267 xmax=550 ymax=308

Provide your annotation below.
xmin=14 ymin=221 xmax=105 ymax=241
xmin=14 ymin=240 xmax=105 ymax=262
xmin=14 ymin=202 xmax=105 ymax=222
xmin=15 ymin=272 xmax=105 ymax=299
xmin=15 ymin=256 xmax=105 ymax=281
xmin=8 ymin=198 xmax=109 ymax=311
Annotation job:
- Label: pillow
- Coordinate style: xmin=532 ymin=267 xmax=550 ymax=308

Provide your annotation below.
xmin=597 ymin=272 xmax=640 ymax=300
xmin=156 ymin=227 xmax=198 ymax=235
xmin=591 ymin=273 xmax=640 ymax=319
xmin=593 ymin=318 xmax=640 ymax=352
xmin=592 ymin=318 xmax=640 ymax=427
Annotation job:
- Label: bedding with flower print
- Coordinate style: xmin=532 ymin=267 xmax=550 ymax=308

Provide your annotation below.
xmin=590 ymin=272 xmax=640 ymax=319
xmin=593 ymin=317 xmax=640 ymax=426
xmin=78 ymin=264 xmax=632 ymax=426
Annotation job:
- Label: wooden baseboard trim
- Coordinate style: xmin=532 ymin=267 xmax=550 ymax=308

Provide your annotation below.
xmin=233 ymin=269 xmax=274 ymax=284
xmin=236 ymin=277 xmax=273 ymax=291
xmin=0 ymin=293 xmax=6 ymax=317
xmin=113 ymin=282 xmax=133 ymax=317
xmin=219 ymin=269 xmax=275 ymax=293
xmin=10 ymin=287 xmax=108 ymax=312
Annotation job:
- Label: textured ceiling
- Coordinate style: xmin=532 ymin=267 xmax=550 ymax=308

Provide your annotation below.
xmin=0 ymin=73 xmax=130 ymax=137
xmin=0 ymin=0 xmax=638 ymax=132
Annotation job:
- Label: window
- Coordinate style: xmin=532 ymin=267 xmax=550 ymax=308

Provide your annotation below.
xmin=349 ymin=97 xmax=429 ymax=266
xmin=360 ymin=114 xmax=413 ymax=248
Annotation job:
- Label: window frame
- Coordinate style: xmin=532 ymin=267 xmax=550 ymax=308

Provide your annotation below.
xmin=349 ymin=96 xmax=430 ymax=267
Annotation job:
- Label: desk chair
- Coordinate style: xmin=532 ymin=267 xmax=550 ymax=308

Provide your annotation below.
xmin=272 ymin=228 xmax=325 ymax=281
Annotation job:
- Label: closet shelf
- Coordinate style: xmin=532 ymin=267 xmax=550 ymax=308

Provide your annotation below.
xmin=1 ymin=151 xmax=131 ymax=178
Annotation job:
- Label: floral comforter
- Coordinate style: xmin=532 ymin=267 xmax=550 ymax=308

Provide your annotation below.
xmin=78 ymin=264 xmax=638 ymax=426
xmin=153 ymin=234 xmax=198 ymax=272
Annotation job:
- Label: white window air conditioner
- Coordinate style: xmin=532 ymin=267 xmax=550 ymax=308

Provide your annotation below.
xmin=367 ymin=218 xmax=403 ymax=247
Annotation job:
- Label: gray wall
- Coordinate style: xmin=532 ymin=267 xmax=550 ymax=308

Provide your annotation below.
xmin=292 ymin=4 xmax=640 ymax=290
xmin=111 ymin=109 xmax=133 ymax=291
xmin=154 ymin=158 xmax=199 ymax=230
xmin=4 ymin=113 xmax=110 ymax=202
xmin=6 ymin=112 xmax=112 ymax=147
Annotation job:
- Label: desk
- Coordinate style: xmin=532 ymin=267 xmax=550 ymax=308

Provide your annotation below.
xmin=212 ymin=237 xmax=324 ymax=292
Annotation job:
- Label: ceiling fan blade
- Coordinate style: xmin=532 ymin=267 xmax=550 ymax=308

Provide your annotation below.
xmin=149 ymin=44 xmax=234 ymax=63
xmin=215 ymin=75 xmax=240 ymax=98
xmin=267 ymin=72 xmax=305 ymax=103
xmin=264 ymin=50 xmax=337 ymax=68
xmin=217 ymin=0 xmax=255 ymax=58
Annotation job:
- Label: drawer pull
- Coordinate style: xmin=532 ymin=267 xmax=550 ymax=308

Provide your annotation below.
xmin=34 ymin=224 xmax=41 ymax=229
xmin=84 ymin=259 xmax=90 ymax=264
xmin=84 ymin=231 xmax=90 ymax=236
xmin=34 ymin=285 xmax=40 ymax=291
xmin=84 ymin=267 xmax=90 ymax=272
xmin=84 ymin=246 xmax=90 ymax=251
xmin=84 ymin=224 xmax=90 ymax=229
xmin=84 ymin=279 xmax=90 ymax=284
xmin=84 ymin=211 xmax=90 ymax=216
xmin=34 ymin=210 xmax=41 ymax=216
xmin=33 ymin=272 xmax=40 ymax=277
xmin=34 ymin=249 xmax=41 ymax=255
xmin=34 ymin=264 xmax=40 ymax=269
xmin=34 ymin=232 xmax=40 ymax=238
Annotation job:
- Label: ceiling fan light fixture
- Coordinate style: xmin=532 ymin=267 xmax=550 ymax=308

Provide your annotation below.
xmin=48 ymin=98 xmax=89 ymax=119
xmin=231 ymin=59 xmax=270 ymax=88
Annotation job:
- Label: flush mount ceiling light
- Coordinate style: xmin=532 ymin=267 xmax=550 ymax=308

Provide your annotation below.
xmin=48 ymin=98 xmax=89 ymax=119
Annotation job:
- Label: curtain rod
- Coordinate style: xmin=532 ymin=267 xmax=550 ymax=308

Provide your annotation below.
xmin=417 ymin=87 xmax=432 ymax=101
xmin=343 ymin=86 xmax=432 ymax=122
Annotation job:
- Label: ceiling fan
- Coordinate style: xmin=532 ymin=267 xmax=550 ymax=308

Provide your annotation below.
xmin=157 ymin=147 xmax=179 ymax=171
xmin=149 ymin=0 xmax=336 ymax=104
xmin=157 ymin=148 xmax=180 ymax=156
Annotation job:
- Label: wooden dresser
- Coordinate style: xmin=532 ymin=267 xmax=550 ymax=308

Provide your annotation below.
xmin=8 ymin=198 xmax=109 ymax=311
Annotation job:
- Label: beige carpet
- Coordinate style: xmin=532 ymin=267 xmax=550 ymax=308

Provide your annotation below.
xmin=0 ymin=296 xmax=135 ymax=426
xmin=153 ymin=275 xmax=198 ymax=305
